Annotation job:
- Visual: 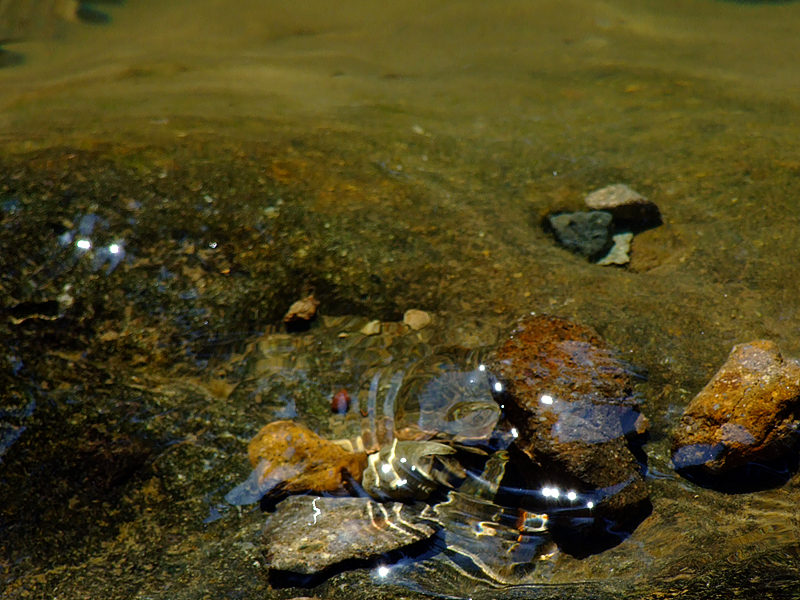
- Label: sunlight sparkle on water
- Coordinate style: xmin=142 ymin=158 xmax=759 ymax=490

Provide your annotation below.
xmin=542 ymin=486 xmax=560 ymax=498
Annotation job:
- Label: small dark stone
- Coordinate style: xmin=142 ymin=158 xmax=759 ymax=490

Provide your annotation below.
xmin=547 ymin=211 xmax=614 ymax=259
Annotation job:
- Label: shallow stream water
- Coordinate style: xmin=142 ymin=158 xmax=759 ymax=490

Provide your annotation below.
xmin=1 ymin=1 xmax=800 ymax=599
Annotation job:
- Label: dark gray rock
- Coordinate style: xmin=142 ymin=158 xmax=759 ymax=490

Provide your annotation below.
xmin=547 ymin=211 xmax=614 ymax=259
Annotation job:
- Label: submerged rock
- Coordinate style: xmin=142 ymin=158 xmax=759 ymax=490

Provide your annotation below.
xmin=238 ymin=314 xmax=654 ymax=583
xmin=584 ymin=184 xmax=662 ymax=231
xmin=262 ymin=495 xmax=437 ymax=574
xmin=596 ymin=232 xmax=634 ymax=266
xmin=547 ymin=211 xmax=614 ymax=259
xmin=486 ymin=314 xmax=650 ymax=525
xmin=283 ymin=294 xmax=320 ymax=324
xmin=225 ymin=421 xmax=367 ymax=505
xmin=671 ymin=340 xmax=800 ymax=475
xmin=403 ymin=309 xmax=433 ymax=331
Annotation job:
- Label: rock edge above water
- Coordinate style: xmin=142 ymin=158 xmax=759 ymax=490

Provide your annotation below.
xmin=584 ymin=184 xmax=663 ymax=231
xmin=671 ymin=340 xmax=800 ymax=475
xmin=486 ymin=314 xmax=650 ymax=524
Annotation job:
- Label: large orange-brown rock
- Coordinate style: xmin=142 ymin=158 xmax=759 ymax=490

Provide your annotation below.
xmin=486 ymin=314 xmax=649 ymax=524
xmin=671 ymin=340 xmax=800 ymax=475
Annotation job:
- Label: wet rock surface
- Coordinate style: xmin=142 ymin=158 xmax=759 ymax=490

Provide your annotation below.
xmin=546 ymin=185 xmax=663 ymax=266
xmin=547 ymin=211 xmax=614 ymax=259
xmin=225 ymin=421 xmax=367 ymax=506
xmin=284 ymin=294 xmax=321 ymax=326
xmin=238 ymin=313 xmax=655 ymax=585
xmin=596 ymin=232 xmax=634 ymax=266
xmin=486 ymin=314 xmax=650 ymax=526
xmin=584 ymin=184 xmax=663 ymax=232
xmin=671 ymin=340 xmax=800 ymax=477
xmin=262 ymin=496 xmax=436 ymax=575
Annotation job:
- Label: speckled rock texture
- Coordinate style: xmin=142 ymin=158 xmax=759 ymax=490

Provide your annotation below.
xmin=671 ymin=340 xmax=800 ymax=474
xmin=547 ymin=211 xmax=614 ymax=259
xmin=486 ymin=314 xmax=650 ymax=523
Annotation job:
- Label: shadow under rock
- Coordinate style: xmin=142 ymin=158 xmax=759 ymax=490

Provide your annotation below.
xmin=675 ymin=449 xmax=800 ymax=494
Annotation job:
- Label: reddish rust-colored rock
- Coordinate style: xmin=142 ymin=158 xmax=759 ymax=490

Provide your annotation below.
xmin=486 ymin=314 xmax=649 ymax=522
xmin=671 ymin=340 xmax=800 ymax=475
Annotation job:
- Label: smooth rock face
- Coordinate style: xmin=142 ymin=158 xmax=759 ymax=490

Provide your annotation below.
xmin=262 ymin=496 xmax=436 ymax=573
xmin=403 ymin=309 xmax=433 ymax=330
xmin=584 ymin=184 xmax=662 ymax=231
xmin=486 ymin=314 xmax=649 ymax=521
xmin=671 ymin=340 xmax=800 ymax=474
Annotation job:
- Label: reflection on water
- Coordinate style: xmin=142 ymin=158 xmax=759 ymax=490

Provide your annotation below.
xmin=2 ymin=1 xmax=800 ymax=599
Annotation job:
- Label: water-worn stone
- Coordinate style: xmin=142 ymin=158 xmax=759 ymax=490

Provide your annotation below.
xmin=547 ymin=211 xmax=614 ymax=259
xmin=359 ymin=319 xmax=381 ymax=335
xmin=584 ymin=184 xmax=662 ymax=231
xmin=284 ymin=294 xmax=320 ymax=323
xmin=486 ymin=314 xmax=649 ymax=523
xmin=596 ymin=232 xmax=634 ymax=266
xmin=671 ymin=340 xmax=800 ymax=474
xmin=403 ymin=309 xmax=432 ymax=330
xmin=262 ymin=495 xmax=436 ymax=574
xmin=224 ymin=421 xmax=367 ymax=505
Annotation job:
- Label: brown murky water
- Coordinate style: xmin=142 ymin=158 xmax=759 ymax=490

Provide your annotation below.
xmin=2 ymin=1 xmax=800 ymax=598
